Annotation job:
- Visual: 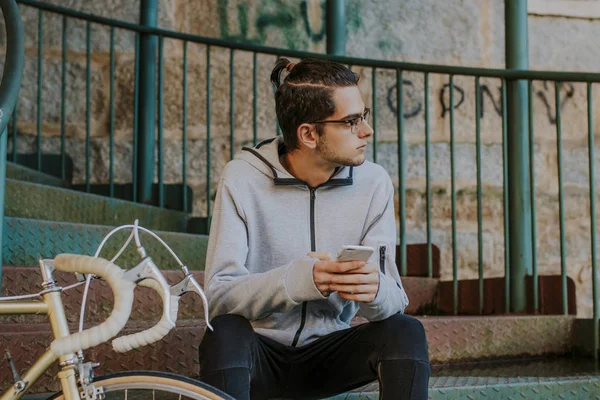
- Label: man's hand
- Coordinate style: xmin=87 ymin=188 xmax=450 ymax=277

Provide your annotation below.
xmin=309 ymin=252 xmax=380 ymax=303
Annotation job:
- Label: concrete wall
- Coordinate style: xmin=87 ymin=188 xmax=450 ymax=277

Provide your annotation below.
xmin=1 ymin=0 xmax=599 ymax=317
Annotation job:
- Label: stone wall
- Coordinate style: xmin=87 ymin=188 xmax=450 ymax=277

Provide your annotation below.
xmin=1 ymin=0 xmax=599 ymax=317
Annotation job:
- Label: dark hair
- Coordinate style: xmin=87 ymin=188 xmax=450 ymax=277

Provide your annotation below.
xmin=270 ymin=58 xmax=358 ymax=151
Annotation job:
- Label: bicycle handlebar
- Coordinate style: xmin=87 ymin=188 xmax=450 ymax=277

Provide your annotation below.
xmin=50 ymin=254 xmax=136 ymax=357
xmin=111 ymin=278 xmax=180 ymax=353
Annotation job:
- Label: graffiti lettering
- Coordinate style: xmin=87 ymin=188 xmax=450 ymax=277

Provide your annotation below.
xmin=256 ymin=11 xmax=295 ymax=38
xmin=535 ymin=81 xmax=575 ymax=125
xmin=380 ymin=79 xmax=574 ymax=124
xmin=386 ymin=80 xmax=422 ymax=118
xmin=439 ymin=84 xmax=465 ymax=118
xmin=300 ymin=1 xmax=326 ymax=42
xmin=218 ymin=1 xmax=251 ymax=42
xmin=218 ymin=0 xmax=334 ymax=47
xmin=479 ymin=84 xmax=503 ymax=118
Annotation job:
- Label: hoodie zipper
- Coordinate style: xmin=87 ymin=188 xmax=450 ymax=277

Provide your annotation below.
xmin=379 ymin=245 xmax=387 ymax=274
xmin=309 ymin=188 xmax=316 ymax=248
xmin=291 ymin=187 xmax=316 ymax=347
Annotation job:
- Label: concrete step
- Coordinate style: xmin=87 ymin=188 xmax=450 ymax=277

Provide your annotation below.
xmin=6 ymin=162 xmax=70 ymax=188
xmin=4 ymin=179 xmax=189 ymax=233
xmin=2 ymin=217 xmax=208 ymax=269
xmin=0 ymin=315 xmax=575 ymax=394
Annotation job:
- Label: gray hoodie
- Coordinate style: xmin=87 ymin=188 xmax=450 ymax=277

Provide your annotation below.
xmin=204 ymin=137 xmax=409 ymax=347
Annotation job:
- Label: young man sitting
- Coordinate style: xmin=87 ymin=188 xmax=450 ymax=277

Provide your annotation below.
xmin=199 ymin=58 xmax=430 ymax=400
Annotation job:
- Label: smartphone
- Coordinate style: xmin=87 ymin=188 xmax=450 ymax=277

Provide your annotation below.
xmin=336 ymin=245 xmax=375 ymax=262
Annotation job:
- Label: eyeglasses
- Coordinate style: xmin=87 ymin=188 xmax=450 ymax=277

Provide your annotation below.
xmin=310 ymin=108 xmax=371 ymax=135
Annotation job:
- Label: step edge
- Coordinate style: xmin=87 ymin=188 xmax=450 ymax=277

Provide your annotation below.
xmin=6 ymin=162 xmax=70 ymax=186
xmin=4 ymin=217 xmax=208 ymax=240
xmin=5 ymin=179 xmax=189 ymax=219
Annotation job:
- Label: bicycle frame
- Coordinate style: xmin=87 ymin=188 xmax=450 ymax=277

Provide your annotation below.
xmin=0 ymin=260 xmax=81 ymax=400
xmin=1 ymin=226 xmax=212 ymax=400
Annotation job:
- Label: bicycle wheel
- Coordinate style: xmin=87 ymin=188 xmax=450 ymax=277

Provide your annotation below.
xmin=50 ymin=371 xmax=233 ymax=400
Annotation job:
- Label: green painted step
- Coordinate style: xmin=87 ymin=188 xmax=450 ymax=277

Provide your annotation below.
xmin=327 ymin=357 xmax=600 ymax=399
xmin=19 ymin=358 xmax=600 ymax=400
xmin=3 ymin=217 xmax=209 ymax=270
xmin=326 ymin=377 xmax=600 ymax=399
xmin=5 ymin=179 xmax=189 ymax=233
xmin=6 ymin=162 xmax=70 ymax=188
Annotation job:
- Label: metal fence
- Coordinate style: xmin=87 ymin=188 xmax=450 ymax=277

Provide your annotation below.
xmin=6 ymin=0 xmax=600 ymax=357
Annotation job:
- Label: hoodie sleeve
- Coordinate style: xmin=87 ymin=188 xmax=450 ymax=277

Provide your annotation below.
xmin=204 ymin=178 xmax=326 ymax=321
xmin=357 ymin=176 xmax=409 ymax=321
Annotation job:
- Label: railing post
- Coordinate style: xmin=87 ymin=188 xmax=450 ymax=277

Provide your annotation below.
xmin=0 ymin=128 xmax=6 ymax=290
xmin=0 ymin=0 xmax=25 ymax=291
xmin=136 ymin=0 xmax=158 ymax=204
xmin=505 ymin=0 xmax=532 ymax=313
xmin=326 ymin=0 xmax=346 ymax=55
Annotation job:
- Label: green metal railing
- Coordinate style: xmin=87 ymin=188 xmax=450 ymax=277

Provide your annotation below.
xmin=7 ymin=0 xmax=600 ymax=358
xmin=0 ymin=0 xmax=24 ymax=288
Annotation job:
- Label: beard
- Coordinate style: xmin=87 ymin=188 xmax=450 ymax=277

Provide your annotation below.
xmin=315 ymin=133 xmax=366 ymax=167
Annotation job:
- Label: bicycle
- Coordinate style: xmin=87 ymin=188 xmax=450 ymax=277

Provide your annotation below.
xmin=0 ymin=221 xmax=233 ymax=400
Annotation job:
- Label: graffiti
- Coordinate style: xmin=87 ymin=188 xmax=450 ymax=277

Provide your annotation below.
xmin=386 ymin=80 xmax=422 ymax=119
xmin=436 ymin=81 xmax=573 ymax=124
xmin=300 ymin=1 xmax=326 ymax=42
xmin=218 ymin=1 xmax=251 ymax=42
xmin=439 ymin=84 xmax=466 ymax=118
xmin=479 ymin=84 xmax=503 ymax=118
xmin=535 ymin=81 xmax=575 ymax=125
xmin=385 ymin=80 xmax=501 ymax=120
xmin=256 ymin=10 xmax=295 ymax=38
xmin=217 ymin=0 xmax=352 ymax=49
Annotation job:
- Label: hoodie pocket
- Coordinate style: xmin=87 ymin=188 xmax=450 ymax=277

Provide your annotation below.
xmin=379 ymin=245 xmax=386 ymax=274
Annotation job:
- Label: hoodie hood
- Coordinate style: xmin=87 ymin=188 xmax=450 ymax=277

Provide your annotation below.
xmin=235 ymin=136 xmax=353 ymax=187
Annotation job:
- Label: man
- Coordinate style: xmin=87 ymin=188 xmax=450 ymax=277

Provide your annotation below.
xmin=199 ymin=58 xmax=430 ymax=399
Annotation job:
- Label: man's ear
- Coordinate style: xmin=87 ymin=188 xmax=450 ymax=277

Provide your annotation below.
xmin=297 ymin=123 xmax=318 ymax=150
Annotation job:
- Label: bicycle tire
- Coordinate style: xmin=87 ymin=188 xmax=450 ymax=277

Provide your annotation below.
xmin=49 ymin=371 xmax=233 ymax=400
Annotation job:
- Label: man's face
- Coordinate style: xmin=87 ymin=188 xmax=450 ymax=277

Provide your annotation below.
xmin=315 ymin=86 xmax=374 ymax=167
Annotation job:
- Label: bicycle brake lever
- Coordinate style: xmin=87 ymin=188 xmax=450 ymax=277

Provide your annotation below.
xmin=170 ymin=274 xmax=213 ymax=331
xmin=123 ymin=257 xmax=175 ymax=326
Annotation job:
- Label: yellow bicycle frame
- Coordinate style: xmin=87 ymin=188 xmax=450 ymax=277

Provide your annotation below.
xmin=0 ymin=261 xmax=81 ymax=400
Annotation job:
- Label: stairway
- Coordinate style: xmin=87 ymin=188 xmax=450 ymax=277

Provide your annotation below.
xmin=1 ymin=161 xmax=599 ymax=399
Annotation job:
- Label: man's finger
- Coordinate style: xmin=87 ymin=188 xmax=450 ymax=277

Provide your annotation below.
xmin=346 ymin=263 xmax=379 ymax=274
xmin=330 ymin=273 xmax=378 ymax=285
xmin=338 ymin=291 xmax=377 ymax=303
xmin=313 ymin=270 xmax=332 ymax=286
xmin=331 ymin=260 xmax=366 ymax=273
xmin=330 ymin=284 xmax=379 ymax=294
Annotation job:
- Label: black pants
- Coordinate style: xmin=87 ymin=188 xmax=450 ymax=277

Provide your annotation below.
xmin=198 ymin=313 xmax=430 ymax=400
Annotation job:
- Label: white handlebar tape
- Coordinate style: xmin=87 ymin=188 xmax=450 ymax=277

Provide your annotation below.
xmin=50 ymin=254 xmax=135 ymax=357
xmin=111 ymin=278 xmax=180 ymax=353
